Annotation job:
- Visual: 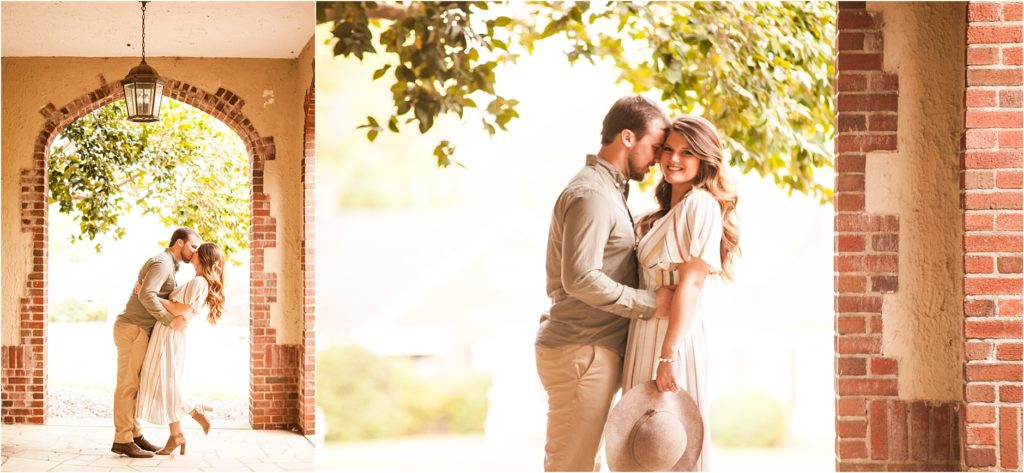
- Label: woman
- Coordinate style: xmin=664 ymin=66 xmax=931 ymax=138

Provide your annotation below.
xmin=622 ymin=115 xmax=740 ymax=471
xmin=136 ymin=242 xmax=226 ymax=455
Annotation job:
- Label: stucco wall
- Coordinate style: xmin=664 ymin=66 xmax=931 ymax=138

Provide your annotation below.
xmin=2 ymin=50 xmax=312 ymax=345
xmin=865 ymin=1 xmax=967 ymax=401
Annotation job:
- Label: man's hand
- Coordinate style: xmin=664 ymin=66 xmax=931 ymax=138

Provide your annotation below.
xmin=654 ymin=286 xmax=674 ymax=320
xmin=170 ymin=315 xmax=188 ymax=331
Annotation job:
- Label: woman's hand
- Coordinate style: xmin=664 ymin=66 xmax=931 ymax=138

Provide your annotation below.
xmin=656 ymin=359 xmax=680 ymax=393
xmin=654 ymin=286 xmax=674 ymax=320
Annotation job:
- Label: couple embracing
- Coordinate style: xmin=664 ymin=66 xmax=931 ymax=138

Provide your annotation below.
xmin=110 ymin=227 xmax=226 ymax=458
xmin=536 ymin=96 xmax=740 ymax=472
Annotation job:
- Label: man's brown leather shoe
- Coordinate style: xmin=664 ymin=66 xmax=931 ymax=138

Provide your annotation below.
xmin=134 ymin=435 xmax=160 ymax=453
xmin=111 ymin=441 xmax=155 ymax=458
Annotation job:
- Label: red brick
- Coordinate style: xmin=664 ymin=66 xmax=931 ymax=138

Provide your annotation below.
xmin=965 ymin=277 xmax=1024 ymax=295
xmin=838 ymin=314 xmax=868 ymax=333
xmin=997 ymin=213 xmax=1023 ymax=230
xmin=837 ymin=378 xmax=898 ymax=396
xmin=966 ymin=341 xmax=994 ymax=360
xmin=838 ymin=53 xmax=883 ymax=70
xmin=836 ymin=255 xmax=898 ymax=273
xmin=838 ymin=113 xmax=867 ymax=131
xmin=966 ymin=255 xmax=996 ymax=273
xmin=839 ymin=439 xmax=868 ymax=459
xmin=966 ymin=111 xmax=1024 ymax=129
xmin=996 ymin=171 xmax=1022 ymax=189
xmin=836 ymin=154 xmax=866 ymax=173
xmin=998 ymin=256 xmax=1023 ymax=273
xmin=966 ymin=299 xmax=997 ymax=317
xmin=966 ymin=89 xmax=998 ymax=107
xmin=967 ymin=447 xmax=998 ymax=467
xmin=1000 ymin=384 xmax=1023 ymax=402
xmin=869 ymin=400 xmax=888 ymax=460
xmin=967 ymin=403 xmax=998 ymax=423
xmin=965 ymin=234 xmax=1023 ymax=252
xmin=838 ymin=94 xmax=898 ymax=112
xmin=1000 ymin=407 xmax=1021 ymax=469
xmin=1007 ymin=2 xmax=1023 ymax=21
xmin=838 ymin=356 xmax=868 ymax=376
xmin=838 ymin=418 xmax=869 ymax=437
xmin=867 ymin=113 xmax=897 ymax=131
xmin=968 ymin=25 xmax=1024 ymax=44
xmin=969 ymin=2 xmax=1002 ymax=21
xmin=1004 ymin=46 xmax=1023 ymax=66
xmin=838 ymin=398 xmax=867 ymax=417
xmin=966 ymin=384 xmax=996 ymax=403
xmin=869 ymin=74 xmax=898 ymax=92
xmin=967 ymin=46 xmax=999 ymax=65
xmin=836 ymin=134 xmax=898 ymax=153
xmin=837 ymin=173 xmax=866 ymax=192
xmin=870 ymin=357 xmax=897 ymax=375
xmin=870 ymin=275 xmax=897 ymax=293
xmin=966 ymin=191 xmax=1023 ymax=210
xmin=837 ymin=194 xmax=866 ymax=212
xmin=871 ymin=234 xmax=898 ymax=252
xmin=838 ymin=11 xmax=879 ymax=29
xmin=838 ymin=1 xmax=866 ymax=10
xmin=967 ymin=363 xmax=1024 ymax=382
xmin=967 ymin=425 xmax=998 ymax=445
xmin=839 ymin=73 xmax=869 ymax=92
xmin=890 ymin=401 xmax=908 ymax=461
xmin=997 ymin=342 xmax=1023 ymax=360
xmin=966 ymin=130 xmax=999 ymax=150
xmin=966 ymin=319 xmax=1022 ymax=339
xmin=837 ymin=276 xmax=868 ymax=294
xmin=965 ymin=213 xmax=995 ymax=231
xmin=968 ymin=68 xmax=1023 ymax=86
xmin=998 ymin=299 xmax=1023 ymax=316
xmin=837 ymin=335 xmax=882 ymax=354
xmin=909 ymin=402 xmax=929 ymax=461
xmin=838 ymin=32 xmax=866 ymax=51
xmin=999 ymin=130 xmax=1023 ymax=148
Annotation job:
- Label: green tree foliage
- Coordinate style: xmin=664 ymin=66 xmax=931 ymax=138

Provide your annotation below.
xmin=49 ymin=99 xmax=250 ymax=262
xmin=318 ymin=1 xmax=835 ymax=202
xmin=318 ymin=345 xmax=491 ymax=441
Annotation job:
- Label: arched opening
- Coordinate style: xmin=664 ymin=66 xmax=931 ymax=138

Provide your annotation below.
xmin=5 ymin=78 xmax=287 ymax=430
xmin=45 ymin=97 xmax=251 ymax=426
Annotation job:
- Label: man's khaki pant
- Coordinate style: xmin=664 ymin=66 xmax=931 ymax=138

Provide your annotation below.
xmin=535 ymin=343 xmax=622 ymax=472
xmin=113 ymin=321 xmax=149 ymax=443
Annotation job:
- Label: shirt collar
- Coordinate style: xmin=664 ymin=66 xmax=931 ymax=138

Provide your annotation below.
xmin=165 ymin=248 xmax=181 ymax=272
xmin=587 ymin=154 xmax=630 ymax=196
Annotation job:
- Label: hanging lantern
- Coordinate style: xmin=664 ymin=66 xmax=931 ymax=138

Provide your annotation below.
xmin=121 ymin=1 xmax=164 ymax=122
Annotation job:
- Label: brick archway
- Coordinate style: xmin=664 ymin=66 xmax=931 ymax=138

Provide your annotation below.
xmin=1 ymin=76 xmax=300 ymax=430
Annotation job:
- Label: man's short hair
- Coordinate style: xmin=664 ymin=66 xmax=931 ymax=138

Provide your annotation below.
xmin=168 ymin=227 xmax=200 ymax=248
xmin=600 ymin=95 xmax=667 ymax=145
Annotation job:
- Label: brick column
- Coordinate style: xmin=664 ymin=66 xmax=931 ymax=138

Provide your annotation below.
xmin=298 ymin=80 xmax=316 ymax=435
xmin=960 ymin=2 xmax=1023 ymax=471
xmin=835 ymin=4 xmax=960 ymax=470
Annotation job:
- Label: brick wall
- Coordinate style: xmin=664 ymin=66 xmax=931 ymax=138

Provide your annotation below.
xmin=297 ymin=80 xmax=316 ymax=435
xmin=960 ymin=2 xmax=1023 ymax=471
xmin=835 ymin=4 xmax=961 ymax=470
xmin=1 ymin=77 xmax=308 ymax=431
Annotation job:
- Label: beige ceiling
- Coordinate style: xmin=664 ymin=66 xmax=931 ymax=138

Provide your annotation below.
xmin=2 ymin=1 xmax=314 ymax=58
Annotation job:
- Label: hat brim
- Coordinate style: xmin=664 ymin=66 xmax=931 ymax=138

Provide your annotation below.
xmin=605 ymin=380 xmax=704 ymax=471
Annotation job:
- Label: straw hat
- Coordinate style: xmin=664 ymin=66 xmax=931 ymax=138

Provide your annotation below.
xmin=604 ymin=381 xmax=704 ymax=471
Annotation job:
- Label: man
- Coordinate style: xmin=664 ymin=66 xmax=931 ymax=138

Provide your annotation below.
xmin=535 ymin=95 xmax=670 ymax=472
xmin=111 ymin=227 xmax=199 ymax=458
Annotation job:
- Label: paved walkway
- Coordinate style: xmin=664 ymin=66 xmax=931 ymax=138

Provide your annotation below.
xmin=1 ymin=419 xmax=314 ymax=472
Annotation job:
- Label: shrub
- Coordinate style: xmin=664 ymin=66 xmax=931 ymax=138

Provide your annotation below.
xmin=49 ymin=298 xmax=108 ymax=323
xmin=317 ymin=345 xmax=491 ymax=442
xmin=710 ymin=389 xmax=787 ymax=448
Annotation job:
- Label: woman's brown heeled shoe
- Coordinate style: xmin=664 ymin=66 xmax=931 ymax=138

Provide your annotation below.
xmin=155 ymin=433 xmax=186 ymax=455
xmin=190 ymin=404 xmax=213 ymax=435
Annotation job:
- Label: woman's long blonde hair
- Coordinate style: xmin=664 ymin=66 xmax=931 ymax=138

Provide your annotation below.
xmin=635 ymin=115 xmax=740 ymax=282
xmin=196 ymin=243 xmax=226 ymax=324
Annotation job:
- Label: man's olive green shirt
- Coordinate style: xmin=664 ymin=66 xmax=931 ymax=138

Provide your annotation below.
xmin=536 ymin=155 xmax=657 ymax=356
xmin=116 ymin=249 xmax=178 ymax=332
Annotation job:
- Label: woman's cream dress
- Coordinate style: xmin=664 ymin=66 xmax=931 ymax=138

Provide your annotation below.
xmin=137 ymin=277 xmax=209 ymax=425
xmin=622 ymin=188 xmax=722 ymax=471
